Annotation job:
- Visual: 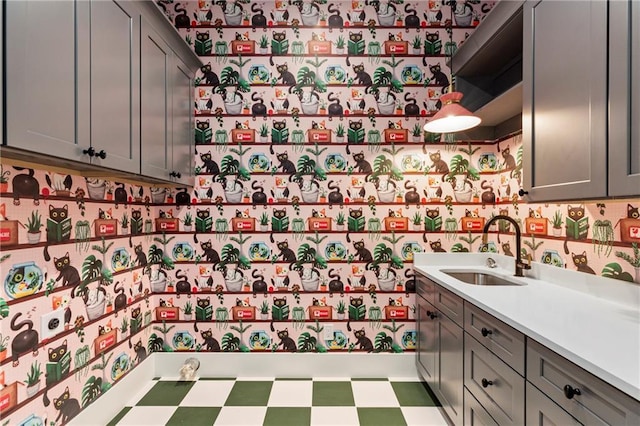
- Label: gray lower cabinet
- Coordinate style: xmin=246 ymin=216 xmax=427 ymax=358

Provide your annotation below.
xmin=526 ymin=382 xmax=581 ymax=426
xmin=416 ymin=279 xmax=464 ymax=425
xmin=464 ymin=387 xmax=498 ymax=426
xmin=464 ymin=334 xmax=525 ymax=426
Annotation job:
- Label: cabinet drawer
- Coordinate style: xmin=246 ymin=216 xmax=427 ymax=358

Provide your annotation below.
xmin=464 ymin=301 xmax=525 ymax=375
xmin=527 ymin=338 xmax=640 ymax=425
xmin=436 ymin=285 xmax=464 ymax=327
xmin=525 ymin=382 xmax=580 ymax=426
xmin=464 ymin=387 xmax=498 ymax=426
xmin=464 ymin=333 xmax=525 ymax=426
xmin=416 ymin=272 xmax=436 ymax=305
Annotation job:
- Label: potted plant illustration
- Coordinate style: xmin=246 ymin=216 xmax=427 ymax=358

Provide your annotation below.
xmin=26 ymin=210 xmax=43 ymax=244
xmin=448 ymin=0 xmax=480 ymax=27
xmin=290 ymin=144 xmax=328 ymax=203
xmin=616 ymin=243 xmax=640 ymax=284
xmin=259 ymin=34 xmax=269 ymax=54
xmin=120 ymin=316 xmax=129 ymax=339
xmin=291 ymin=55 xmax=328 ymax=115
xmin=411 ymin=212 xmax=422 ymax=231
xmin=445 ymin=154 xmax=480 ymax=202
xmin=259 ymin=300 xmax=269 ymax=320
xmin=78 ymin=239 xmax=115 ymax=320
xmin=216 ymin=151 xmax=251 ymax=203
xmin=120 ymin=213 xmax=129 ymax=236
xmin=259 ymin=123 xmax=269 ymax=143
xmin=183 ymin=301 xmax=194 ymax=321
xmin=147 ymin=236 xmax=176 ymax=292
xmin=366 ymin=148 xmax=404 ymax=203
xmin=411 ymin=123 xmax=422 ymax=143
xmin=0 ymin=165 xmax=9 ymax=192
xmin=216 ymin=235 xmax=251 ymax=291
xmin=221 ymin=0 xmax=244 ymax=25
xmin=0 ymin=333 xmax=8 ymax=363
xmin=369 ymin=56 xmax=404 ymax=114
xmin=336 ymin=300 xmax=346 ymax=320
xmin=182 ymin=212 xmax=193 ymax=232
xmin=412 ymin=35 xmax=422 ymax=55
xmin=551 ymin=210 xmax=563 ymax=237
xmin=259 ymin=212 xmax=269 ymax=232
xmin=368 ymin=234 xmax=404 ymax=291
xmin=216 ymin=59 xmax=251 ymax=114
xmin=335 ymin=123 xmax=345 ymax=143
xmin=290 ymin=232 xmax=328 ymax=291
xmin=335 ymin=211 xmax=345 ymax=231
xmin=335 ymin=35 xmax=345 ymax=54
xmin=24 ymin=360 xmax=43 ymax=397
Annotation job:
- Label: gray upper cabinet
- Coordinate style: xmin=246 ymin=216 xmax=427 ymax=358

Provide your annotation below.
xmin=609 ymin=0 xmax=640 ymax=196
xmin=140 ymin=17 xmax=172 ymax=182
xmin=6 ymin=0 xmax=81 ymax=159
xmin=89 ymin=0 xmax=141 ymax=174
xmin=4 ymin=1 xmax=199 ymax=184
xmin=523 ymin=0 xmax=608 ymax=201
xmin=138 ymin=2 xmax=200 ymax=185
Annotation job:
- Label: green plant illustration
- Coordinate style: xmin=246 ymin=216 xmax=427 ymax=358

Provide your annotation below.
xmin=26 ymin=210 xmax=43 ymax=233
xmin=601 ymin=262 xmax=635 ymax=282
xmin=306 ymin=320 xmax=327 ymax=352
xmin=25 ymin=361 xmax=42 ymax=386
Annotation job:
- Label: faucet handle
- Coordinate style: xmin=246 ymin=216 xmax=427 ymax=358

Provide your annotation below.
xmin=486 ymin=257 xmax=497 ymax=268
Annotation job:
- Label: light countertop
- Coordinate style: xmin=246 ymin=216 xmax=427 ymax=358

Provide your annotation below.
xmin=413 ymin=253 xmax=640 ymax=401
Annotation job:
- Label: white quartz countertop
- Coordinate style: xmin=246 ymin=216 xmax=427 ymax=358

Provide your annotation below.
xmin=413 ymin=253 xmax=640 ymax=401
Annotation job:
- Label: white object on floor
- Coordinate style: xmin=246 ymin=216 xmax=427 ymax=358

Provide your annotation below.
xmin=179 ymin=357 xmax=201 ymax=381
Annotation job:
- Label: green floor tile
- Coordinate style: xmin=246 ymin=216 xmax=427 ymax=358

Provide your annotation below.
xmin=263 ymin=407 xmax=311 ymax=426
xmin=166 ymin=406 xmax=221 ymax=425
xmin=224 ymin=381 xmax=273 ymax=406
xmin=390 ymin=381 xmax=440 ymax=407
xmin=136 ymin=381 xmax=195 ymax=406
xmin=351 ymin=377 xmax=389 ymax=381
xmin=106 ymin=407 xmax=131 ymax=426
xmin=357 ymin=407 xmax=407 ymax=426
xmin=312 ymin=381 xmax=355 ymax=406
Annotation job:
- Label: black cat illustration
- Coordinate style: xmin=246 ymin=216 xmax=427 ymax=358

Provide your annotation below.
xmin=200 ymin=239 xmax=220 ymax=263
xmin=327 ymin=3 xmax=344 ymax=28
xmin=276 ymin=328 xmax=297 ymax=352
xmin=353 ymin=239 xmax=373 ymax=262
xmin=113 ymin=281 xmax=127 ymax=315
xmin=44 ymin=386 xmax=81 ymax=424
xmin=200 ymin=328 xmax=221 ymax=352
xmin=327 ymin=269 xmax=344 ymax=293
xmin=572 ymin=251 xmax=596 ymax=275
xmin=175 ymin=270 xmax=191 ymax=297
xmin=251 ymin=92 xmax=267 ymax=117
xmin=352 ymin=63 xmax=372 ymax=86
xmin=481 ymin=180 xmax=496 ymax=204
xmin=53 ymin=252 xmax=81 ymax=292
xmin=200 ymin=62 xmax=219 ymax=87
xmin=404 ymin=181 xmax=420 ymax=205
xmin=200 ymin=151 xmax=220 ymax=175
xmin=251 ymin=181 xmax=267 ymax=205
xmin=252 ymin=270 xmax=268 ymax=294
xmin=276 ymin=152 xmax=296 ymax=174
xmin=430 ymin=239 xmax=446 ymax=253
xmin=404 ymin=93 xmax=419 ymax=116
xmin=429 ymin=151 xmax=449 ymax=174
xmin=43 ymin=204 xmax=70 ymax=261
xmin=404 ymin=4 xmax=420 ymax=27
xmin=327 ymin=92 xmax=344 ymax=117
xmin=10 ymin=312 xmax=39 ymax=365
xmin=428 ymin=63 xmax=449 ymax=87
xmin=114 ymin=182 xmax=128 ymax=207
xmin=327 ymin=180 xmax=344 ymax=205
xmin=352 ymin=151 xmax=372 ymax=173
xmin=354 ymin=328 xmax=374 ymax=352
xmin=134 ymin=339 xmax=147 ymax=364
xmin=273 ymin=238 xmax=297 ymax=262
xmin=251 ymin=3 xmax=267 ymax=27
xmin=11 ymin=167 xmax=40 ymax=205
xmin=174 ymin=3 xmax=190 ymax=28
xmin=272 ymin=62 xmax=296 ymax=85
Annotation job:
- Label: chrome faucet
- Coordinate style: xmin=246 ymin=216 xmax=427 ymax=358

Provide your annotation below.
xmin=482 ymin=215 xmax=531 ymax=277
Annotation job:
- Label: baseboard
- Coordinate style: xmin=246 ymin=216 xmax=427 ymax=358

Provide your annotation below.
xmin=70 ymin=352 xmax=420 ymax=425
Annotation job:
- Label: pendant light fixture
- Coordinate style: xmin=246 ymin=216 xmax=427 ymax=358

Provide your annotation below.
xmin=423 ymin=6 xmax=481 ymax=134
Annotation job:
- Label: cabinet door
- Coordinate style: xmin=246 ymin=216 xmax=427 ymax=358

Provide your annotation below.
xmin=416 ymin=298 xmax=437 ymax=387
xmin=140 ymin=17 xmax=171 ymax=181
xmin=523 ymin=0 xmax=607 ymax=201
xmin=437 ymin=312 xmax=464 ymax=426
xmin=609 ymin=0 xmax=640 ymax=196
xmin=5 ymin=1 xmax=84 ymax=159
xmin=171 ymin=56 xmax=194 ymax=185
xmin=526 ymin=383 xmax=582 ymax=426
xmin=90 ymin=0 xmax=140 ymax=173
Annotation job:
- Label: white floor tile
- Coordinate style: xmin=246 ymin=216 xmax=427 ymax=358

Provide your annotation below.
xmin=401 ymin=407 xmax=449 ymax=426
xmin=267 ymin=380 xmax=313 ymax=406
xmin=388 ymin=376 xmax=423 ymax=382
xmin=351 ymin=381 xmax=400 ymax=407
xmin=311 ymin=407 xmax=360 ymax=426
xmin=180 ymin=380 xmax=236 ymax=407
xmin=214 ymin=406 xmax=267 ymax=425
xmin=115 ymin=406 xmax=177 ymax=425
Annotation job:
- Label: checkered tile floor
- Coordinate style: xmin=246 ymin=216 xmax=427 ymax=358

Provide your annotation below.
xmin=107 ymin=377 xmax=447 ymax=425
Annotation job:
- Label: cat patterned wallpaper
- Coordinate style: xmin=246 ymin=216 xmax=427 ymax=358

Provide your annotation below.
xmin=2 ymin=0 xmax=640 ymax=423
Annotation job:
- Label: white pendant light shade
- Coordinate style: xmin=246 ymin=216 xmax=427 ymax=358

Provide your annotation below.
xmin=423 ymin=91 xmax=481 ymax=133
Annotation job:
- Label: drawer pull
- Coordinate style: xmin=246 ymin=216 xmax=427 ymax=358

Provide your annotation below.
xmin=83 ymin=147 xmax=95 ymax=157
xmin=96 ymin=150 xmax=107 ymax=160
xmin=481 ymin=327 xmax=493 ymax=337
xmin=563 ymin=384 xmax=581 ymax=399
xmin=426 ymin=310 xmax=437 ymax=320
xmin=481 ymin=378 xmax=493 ymax=388
xmin=170 ymin=171 xmax=182 ymax=179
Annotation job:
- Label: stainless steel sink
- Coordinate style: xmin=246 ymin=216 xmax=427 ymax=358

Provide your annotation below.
xmin=441 ymin=270 xmax=525 ymax=286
